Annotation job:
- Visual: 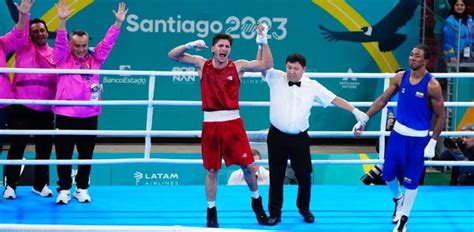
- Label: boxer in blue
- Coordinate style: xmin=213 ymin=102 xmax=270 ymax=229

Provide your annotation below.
xmin=353 ymin=44 xmax=445 ymax=232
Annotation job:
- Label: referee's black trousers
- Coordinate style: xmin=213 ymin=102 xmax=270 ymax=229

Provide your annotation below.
xmin=267 ymin=125 xmax=313 ymax=217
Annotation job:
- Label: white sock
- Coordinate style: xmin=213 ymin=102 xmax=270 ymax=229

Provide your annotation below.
xmin=207 ymin=201 xmax=216 ymax=209
xmin=386 ymin=179 xmax=403 ymax=199
xmin=251 ymin=191 xmax=260 ymax=199
xmin=401 ymin=189 xmax=418 ymax=217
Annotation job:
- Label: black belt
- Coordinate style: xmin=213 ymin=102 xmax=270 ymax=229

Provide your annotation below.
xmin=270 ymin=124 xmax=307 ymax=137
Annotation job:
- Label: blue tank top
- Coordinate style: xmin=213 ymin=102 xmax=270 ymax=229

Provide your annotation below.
xmin=396 ymin=70 xmax=433 ymax=130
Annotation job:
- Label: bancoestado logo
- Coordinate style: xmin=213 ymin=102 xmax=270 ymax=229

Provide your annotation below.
xmin=103 ymin=76 xmax=147 ymax=85
xmin=134 ymin=171 xmax=180 ymax=186
xmin=126 ymin=14 xmax=288 ymax=40
xmin=103 ymin=65 xmax=147 ymax=85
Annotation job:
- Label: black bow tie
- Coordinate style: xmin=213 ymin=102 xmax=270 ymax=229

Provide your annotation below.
xmin=288 ymin=81 xmax=301 ymax=87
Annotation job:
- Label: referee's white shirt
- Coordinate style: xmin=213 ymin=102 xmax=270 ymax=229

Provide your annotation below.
xmin=262 ymin=68 xmax=336 ymax=134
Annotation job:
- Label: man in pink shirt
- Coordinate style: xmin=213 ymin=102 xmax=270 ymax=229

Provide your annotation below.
xmin=4 ymin=16 xmax=56 ymax=200
xmin=0 ymin=0 xmax=33 ymax=199
xmin=53 ymin=0 xmax=128 ymax=205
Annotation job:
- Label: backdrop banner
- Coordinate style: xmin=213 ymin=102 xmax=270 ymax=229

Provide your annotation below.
xmin=1 ymin=0 xmax=423 ymax=131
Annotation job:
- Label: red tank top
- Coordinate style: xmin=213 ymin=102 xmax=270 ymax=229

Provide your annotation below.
xmin=201 ymin=59 xmax=240 ymax=111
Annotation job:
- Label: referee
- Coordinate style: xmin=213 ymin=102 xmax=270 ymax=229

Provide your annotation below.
xmin=259 ymin=52 xmax=369 ymax=225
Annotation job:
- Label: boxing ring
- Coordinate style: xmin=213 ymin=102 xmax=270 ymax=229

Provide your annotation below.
xmin=0 ymin=67 xmax=473 ymax=232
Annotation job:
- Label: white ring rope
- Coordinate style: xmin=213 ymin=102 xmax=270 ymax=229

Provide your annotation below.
xmin=1 ymin=130 xmax=474 ymax=137
xmin=0 ymin=99 xmax=473 ymax=107
xmin=0 ymin=68 xmax=472 ymax=167
xmin=3 ymin=67 xmax=474 ymax=78
xmin=0 ymin=158 xmax=472 ymax=167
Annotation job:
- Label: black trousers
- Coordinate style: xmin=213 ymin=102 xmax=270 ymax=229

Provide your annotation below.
xmin=267 ymin=125 xmax=312 ymax=217
xmin=5 ymin=105 xmax=54 ymax=190
xmin=0 ymin=107 xmax=8 ymax=155
xmin=55 ymin=115 xmax=97 ymax=191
